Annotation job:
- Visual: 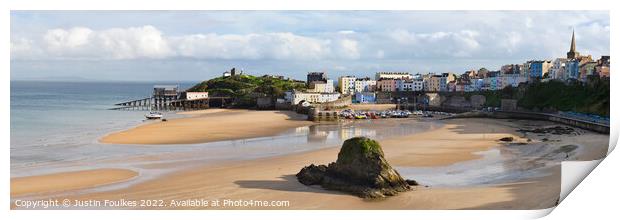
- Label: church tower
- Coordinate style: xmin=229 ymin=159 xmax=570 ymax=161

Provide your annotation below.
xmin=567 ymin=29 xmax=580 ymax=59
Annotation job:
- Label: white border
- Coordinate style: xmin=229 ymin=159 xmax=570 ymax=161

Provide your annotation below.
xmin=3 ymin=0 xmax=617 ymax=10
xmin=2 ymin=0 xmax=617 ymax=220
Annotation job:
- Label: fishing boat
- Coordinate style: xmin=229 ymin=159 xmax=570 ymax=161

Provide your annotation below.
xmin=145 ymin=112 xmax=163 ymax=119
xmin=354 ymin=114 xmax=367 ymax=119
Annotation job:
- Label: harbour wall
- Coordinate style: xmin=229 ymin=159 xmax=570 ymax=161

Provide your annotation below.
xmin=449 ymin=111 xmax=609 ymax=134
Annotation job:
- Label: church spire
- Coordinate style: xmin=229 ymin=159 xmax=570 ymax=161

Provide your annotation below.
xmin=570 ymin=29 xmax=576 ymax=52
xmin=567 ymin=29 xmax=580 ymax=59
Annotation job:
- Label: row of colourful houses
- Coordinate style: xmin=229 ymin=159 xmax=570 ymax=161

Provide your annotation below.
xmin=285 ymin=30 xmax=609 ymax=105
xmin=337 ymin=71 xmax=530 ymax=95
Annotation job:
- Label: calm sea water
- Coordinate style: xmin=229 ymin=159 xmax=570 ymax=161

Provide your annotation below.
xmin=10 ymin=81 xmax=196 ymax=173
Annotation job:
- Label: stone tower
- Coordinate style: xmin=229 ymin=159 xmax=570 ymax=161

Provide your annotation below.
xmin=567 ymin=29 xmax=580 ymax=59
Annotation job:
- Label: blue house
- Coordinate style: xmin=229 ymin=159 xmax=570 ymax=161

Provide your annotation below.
xmin=528 ymin=60 xmax=551 ymax=79
xmin=529 ymin=61 xmax=544 ymax=78
xmin=354 ymin=92 xmax=376 ymax=104
xmin=566 ymin=60 xmax=580 ymax=79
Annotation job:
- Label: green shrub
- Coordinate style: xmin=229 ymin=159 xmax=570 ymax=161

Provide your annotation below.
xmin=337 ymin=137 xmax=384 ymax=164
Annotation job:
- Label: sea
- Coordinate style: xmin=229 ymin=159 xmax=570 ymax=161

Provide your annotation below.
xmin=10 ymin=81 xmax=196 ymax=176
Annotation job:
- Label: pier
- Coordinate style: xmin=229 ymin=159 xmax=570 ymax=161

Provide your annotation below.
xmin=110 ymin=85 xmax=232 ymax=111
xmin=111 ymin=96 xmax=232 ymax=111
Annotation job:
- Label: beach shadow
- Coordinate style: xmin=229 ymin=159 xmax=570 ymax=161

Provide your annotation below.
xmin=271 ymin=110 xmax=310 ymax=121
xmin=444 ymin=118 xmax=561 ymax=135
xmin=234 ymin=174 xmax=345 ymax=196
xmin=444 ymin=120 xmax=512 ymax=135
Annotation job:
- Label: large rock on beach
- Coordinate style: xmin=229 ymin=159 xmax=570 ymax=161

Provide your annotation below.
xmin=296 ymin=137 xmax=414 ymax=199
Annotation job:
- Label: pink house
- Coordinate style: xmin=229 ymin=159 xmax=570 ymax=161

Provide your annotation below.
xmin=377 ymin=79 xmax=397 ymax=92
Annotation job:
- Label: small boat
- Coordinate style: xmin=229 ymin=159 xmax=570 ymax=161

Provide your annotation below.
xmin=145 ymin=112 xmax=163 ymax=120
xmin=370 ymin=113 xmax=379 ymax=119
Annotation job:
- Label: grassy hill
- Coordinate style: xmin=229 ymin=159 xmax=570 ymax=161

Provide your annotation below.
xmin=187 ymin=75 xmax=306 ymax=107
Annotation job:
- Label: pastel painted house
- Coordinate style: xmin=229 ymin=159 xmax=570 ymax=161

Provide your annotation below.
xmin=354 ymin=92 xmax=376 ymax=104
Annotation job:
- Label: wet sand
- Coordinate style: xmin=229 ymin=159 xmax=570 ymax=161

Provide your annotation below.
xmin=11 ymin=117 xmax=608 ymax=210
xmin=11 ymin=168 xmax=138 ymax=197
xmin=100 ymin=110 xmax=314 ymax=145
xmin=64 ymin=145 xmax=521 ymax=210
xmin=381 ymin=119 xmax=528 ymax=167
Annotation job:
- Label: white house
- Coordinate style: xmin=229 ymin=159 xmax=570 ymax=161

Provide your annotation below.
xmin=550 ymin=58 xmax=568 ymax=80
xmin=354 ymin=78 xmax=376 ymax=93
xmin=286 ymin=90 xmax=341 ymax=105
xmin=375 ymin=72 xmax=412 ymax=80
xmin=308 ymin=79 xmax=335 ymax=93
xmin=397 ymin=79 xmax=424 ymax=91
xmin=184 ymin=92 xmax=209 ymax=100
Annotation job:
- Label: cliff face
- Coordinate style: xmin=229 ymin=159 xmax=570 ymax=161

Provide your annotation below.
xmin=296 ymin=137 xmax=415 ymax=199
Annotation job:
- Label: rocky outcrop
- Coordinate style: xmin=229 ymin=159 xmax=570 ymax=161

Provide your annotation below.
xmin=296 ymin=137 xmax=415 ymax=199
xmin=517 ymin=126 xmax=577 ymax=135
xmin=499 ymin=137 xmax=514 ymax=142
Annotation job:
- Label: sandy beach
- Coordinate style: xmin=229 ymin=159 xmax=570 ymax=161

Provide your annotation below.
xmin=67 ymin=119 xmax=548 ymax=209
xmin=10 ymin=110 xmax=609 ymax=210
xmin=100 ymin=109 xmax=314 ymax=145
xmin=11 ymin=169 xmax=138 ymax=197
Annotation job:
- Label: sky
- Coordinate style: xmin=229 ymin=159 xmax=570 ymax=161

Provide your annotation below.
xmin=10 ymin=11 xmax=610 ymax=82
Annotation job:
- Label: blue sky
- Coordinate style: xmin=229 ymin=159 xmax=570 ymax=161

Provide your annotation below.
xmin=10 ymin=11 xmax=610 ymax=81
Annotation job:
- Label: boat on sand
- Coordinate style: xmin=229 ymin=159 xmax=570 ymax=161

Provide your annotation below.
xmin=145 ymin=112 xmax=163 ymax=120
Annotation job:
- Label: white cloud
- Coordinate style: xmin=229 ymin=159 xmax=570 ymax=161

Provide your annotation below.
xmin=95 ymin=25 xmax=172 ymax=59
xmin=32 ymin=25 xmax=173 ymax=59
xmin=385 ymin=29 xmax=481 ymax=58
xmin=255 ymin=33 xmax=329 ymax=60
xmin=171 ymin=32 xmax=332 ymax=60
xmin=338 ymin=30 xmax=356 ymax=35
xmin=10 ymin=11 xmax=610 ymax=67
xmin=13 ymin=26 xmax=367 ymax=61
xmin=331 ymin=38 xmax=360 ymax=60
xmin=44 ymin=27 xmax=92 ymax=49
